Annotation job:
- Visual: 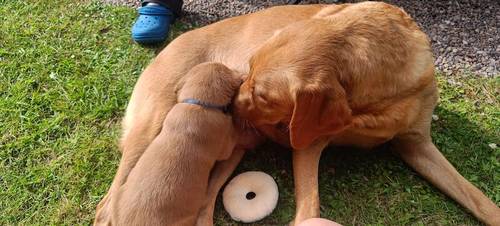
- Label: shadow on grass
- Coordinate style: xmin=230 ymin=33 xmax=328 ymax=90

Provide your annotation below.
xmin=214 ymin=106 xmax=498 ymax=225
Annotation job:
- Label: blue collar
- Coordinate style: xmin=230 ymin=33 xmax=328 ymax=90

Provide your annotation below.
xmin=181 ymin=98 xmax=230 ymax=114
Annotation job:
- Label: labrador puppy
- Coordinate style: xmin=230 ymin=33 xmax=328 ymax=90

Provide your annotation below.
xmin=234 ymin=2 xmax=500 ymax=225
xmin=94 ymin=62 xmax=242 ymax=225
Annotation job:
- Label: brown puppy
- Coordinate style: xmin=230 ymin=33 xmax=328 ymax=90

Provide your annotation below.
xmin=235 ymin=2 xmax=500 ymax=225
xmin=95 ymin=62 xmax=241 ymax=225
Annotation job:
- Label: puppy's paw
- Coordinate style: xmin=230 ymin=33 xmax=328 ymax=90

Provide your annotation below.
xmin=94 ymin=193 xmax=113 ymax=226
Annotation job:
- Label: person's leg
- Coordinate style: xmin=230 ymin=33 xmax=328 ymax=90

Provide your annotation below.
xmin=142 ymin=0 xmax=183 ymax=17
xmin=131 ymin=0 xmax=184 ymax=44
xmin=297 ymin=218 xmax=343 ymax=226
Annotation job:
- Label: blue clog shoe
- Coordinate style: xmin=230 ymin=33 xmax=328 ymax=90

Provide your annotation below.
xmin=131 ymin=4 xmax=175 ymax=44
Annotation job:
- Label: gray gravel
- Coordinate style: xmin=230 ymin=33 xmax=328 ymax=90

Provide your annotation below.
xmin=103 ymin=0 xmax=499 ymax=77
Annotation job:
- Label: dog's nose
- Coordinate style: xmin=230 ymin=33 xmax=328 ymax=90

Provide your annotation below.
xmin=234 ymin=93 xmax=251 ymax=111
xmin=233 ymin=90 xmax=254 ymax=118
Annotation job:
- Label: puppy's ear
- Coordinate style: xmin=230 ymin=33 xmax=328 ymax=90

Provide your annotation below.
xmin=289 ymin=81 xmax=352 ymax=150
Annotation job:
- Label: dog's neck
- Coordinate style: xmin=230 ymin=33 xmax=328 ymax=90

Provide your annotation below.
xmin=180 ymin=98 xmax=230 ymax=114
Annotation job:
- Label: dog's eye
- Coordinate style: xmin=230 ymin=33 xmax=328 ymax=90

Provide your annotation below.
xmin=276 ymin=122 xmax=289 ymax=134
xmin=256 ymin=94 xmax=268 ymax=104
xmin=253 ymin=88 xmax=269 ymax=104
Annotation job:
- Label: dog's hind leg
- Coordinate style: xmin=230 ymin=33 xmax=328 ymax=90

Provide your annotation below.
xmin=392 ymin=132 xmax=500 ymax=225
xmin=95 ymin=67 xmax=177 ymax=225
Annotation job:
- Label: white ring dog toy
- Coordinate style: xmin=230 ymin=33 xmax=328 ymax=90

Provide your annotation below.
xmin=222 ymin=171 xmax=279 ymax=223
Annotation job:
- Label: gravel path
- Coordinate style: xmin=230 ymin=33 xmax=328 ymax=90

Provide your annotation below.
xmin=103 ymin=0 xmax=499 ymax=77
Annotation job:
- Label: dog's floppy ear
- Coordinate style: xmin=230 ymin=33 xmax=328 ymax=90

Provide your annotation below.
xmin=289 ymin=81 xmax=352 ymax=150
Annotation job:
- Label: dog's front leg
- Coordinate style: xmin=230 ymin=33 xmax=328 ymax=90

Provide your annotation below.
xmin=196 ymin=148 xmax=246 ymax=226
xmin=392 ymin=134 xmax=500 ymax=226
xmin=291 ymin=139 xmax=329 ymax=225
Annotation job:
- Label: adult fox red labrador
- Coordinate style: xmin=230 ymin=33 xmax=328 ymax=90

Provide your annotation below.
xmin=96 ymin=2 xmax=500 ymax=225
xmin=234 ymin=2 xmax=500 ymax=225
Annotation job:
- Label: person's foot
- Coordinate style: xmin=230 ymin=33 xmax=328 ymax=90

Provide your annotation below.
xmin=297 ymin=218 xmax=343 ymax=226
xmin=131 ymin=3 xmax=175 ymax=44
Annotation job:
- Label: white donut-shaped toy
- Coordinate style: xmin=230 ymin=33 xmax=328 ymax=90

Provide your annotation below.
xmin=222 ymin=171 xmax=279 ymax=223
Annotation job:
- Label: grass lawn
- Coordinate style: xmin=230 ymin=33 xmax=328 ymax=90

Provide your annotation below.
xmin=1 ymin=1 xmax=498 ymax=225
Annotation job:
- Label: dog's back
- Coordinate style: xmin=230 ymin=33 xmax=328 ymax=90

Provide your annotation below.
xmin=111 ymin=105 xmax=234 ymax=225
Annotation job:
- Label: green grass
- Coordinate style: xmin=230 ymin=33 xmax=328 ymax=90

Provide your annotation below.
xmin=0 ymin=1 xmax=498 ymax=225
